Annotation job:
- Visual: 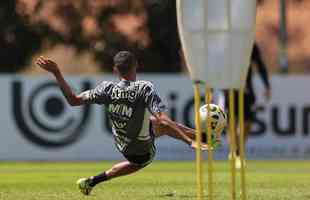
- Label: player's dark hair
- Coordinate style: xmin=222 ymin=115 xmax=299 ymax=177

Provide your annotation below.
xmin=113 ymin=51 xmax=137 ymax=75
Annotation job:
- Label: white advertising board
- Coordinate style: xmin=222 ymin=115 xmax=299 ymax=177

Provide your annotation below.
xmin=0 ymin=75 xmax=309 ymax=160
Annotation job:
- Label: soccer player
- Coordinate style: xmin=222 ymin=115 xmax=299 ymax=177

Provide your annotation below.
xmin=227 ymin=43 xmax=271 ymax=168
xmin=36 ymin=51 xmax=209 ymax=196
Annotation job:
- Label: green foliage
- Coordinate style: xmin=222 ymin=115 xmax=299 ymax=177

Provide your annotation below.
xmin=0 ymin=0 xmax=42 ymax=72
xmin=0 ymin=0 xmax=181 ymax=73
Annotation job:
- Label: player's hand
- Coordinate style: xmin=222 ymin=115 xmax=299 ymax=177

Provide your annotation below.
xmin=190 ymin=141 xmax=213 ymax=151
xmin=264 ymin=88 xmax=271 ymax=102
xmin=36 ymin=56 xmax=60 ymax=75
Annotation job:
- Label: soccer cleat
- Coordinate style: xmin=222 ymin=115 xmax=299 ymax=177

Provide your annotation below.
xmin=77 ymin=177 xmax=93 ymax=195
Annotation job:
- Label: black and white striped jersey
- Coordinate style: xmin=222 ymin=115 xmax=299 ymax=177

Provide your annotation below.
xmin=81 ymin=79 xmax=166 ymax=155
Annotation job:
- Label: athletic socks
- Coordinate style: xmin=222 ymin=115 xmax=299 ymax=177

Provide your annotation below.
xmin=89 ymin=172 xmax=109 ymax=187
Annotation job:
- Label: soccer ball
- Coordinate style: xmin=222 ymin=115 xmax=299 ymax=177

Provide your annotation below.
xmin=199 ymin=104 xmax=227 ymax=136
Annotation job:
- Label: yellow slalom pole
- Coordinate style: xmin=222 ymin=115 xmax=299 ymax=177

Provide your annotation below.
xmin=205 ymin=87 xmax=213 ymax=200
xmin=239 ymin=88 xmax=247 ymax=200
xmin=194 ymin=83 xmax=204 ymax=200
xmin=229 ymin=89 xmax=237 ymax=200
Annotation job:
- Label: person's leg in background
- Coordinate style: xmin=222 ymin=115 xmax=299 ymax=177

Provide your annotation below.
xmin=234 ymin=92 xmax=255 ymax=168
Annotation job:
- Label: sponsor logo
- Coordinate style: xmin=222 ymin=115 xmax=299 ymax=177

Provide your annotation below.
xmin=9 ymin=77 xmax=310 ymax=159
xmin=111 ymin=87 xmax=138 ymax=102
xmin=12 ymin=80 xmax=92 ymax=148
xmin=108 ymin=104 xmax=133 ymax=118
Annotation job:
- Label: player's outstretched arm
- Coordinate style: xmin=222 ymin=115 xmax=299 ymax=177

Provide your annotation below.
xmin=36 ymin=56 xmax=85 ymax=106
xmin=154 ymin=112 xmax=209 ymax=150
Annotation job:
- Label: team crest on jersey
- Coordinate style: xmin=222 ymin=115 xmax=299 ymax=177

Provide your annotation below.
xmin=111 ymin=87 xmax=138 ymax=102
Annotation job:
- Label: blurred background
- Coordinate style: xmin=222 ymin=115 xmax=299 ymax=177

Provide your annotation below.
xmin=1 ymin=1 xmax=309 ymax=199
xmin=0 ymin=0 xmax=310 ymax=161
xmin=1 ymin=0 xmax=310 ymax=75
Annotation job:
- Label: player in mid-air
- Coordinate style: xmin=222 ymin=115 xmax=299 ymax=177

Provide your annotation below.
xmin=36 ymin=51 xmax=210 ymax=196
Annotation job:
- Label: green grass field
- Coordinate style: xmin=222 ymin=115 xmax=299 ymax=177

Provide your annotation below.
xmin=0 ymin=161 xmax=309 ymax=200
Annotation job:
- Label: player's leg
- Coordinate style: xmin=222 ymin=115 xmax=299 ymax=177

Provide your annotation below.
xmin=236 ymin=92 xmax=254 ymax=156
xmin=234 ymin=120 xmax=251 ymax=169
xmin=94 ymin=161 xmax=143 ymax=182
xmin=244 ymin=120 xmax=252 ymax=141
xmin=225 ymin=90 xmax=238 ymax=159
xmin=232 ymin=120 xmax=251 ymax=156
xmin=77 ymin=161 xmax=143 ymax=195
xmin=234 ymin=92 xmax=254 ymax=168
xmin=150 ymin=116 xmax=207 ymax=142
xmin=176 ymin=123 xmax=208 ymax=143
xmin=77 ymin=147 xmax=155 ymax=195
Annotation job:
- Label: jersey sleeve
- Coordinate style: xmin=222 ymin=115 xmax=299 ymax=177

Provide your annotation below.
xmin=79 ymin=81 xmax=111 ymax=105
xmin=144 ymin=82 xmax=167 ymax=115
